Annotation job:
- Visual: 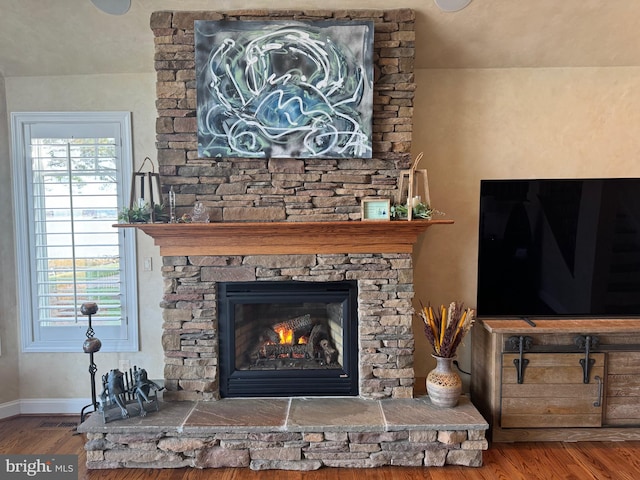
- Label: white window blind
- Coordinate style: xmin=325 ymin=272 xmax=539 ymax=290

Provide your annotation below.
xmin=11 ymin=112 xmax=138 ymax=352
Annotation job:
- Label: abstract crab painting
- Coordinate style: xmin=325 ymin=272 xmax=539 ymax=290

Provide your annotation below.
xmin=195 ymin=20 xmax=374 ymax=159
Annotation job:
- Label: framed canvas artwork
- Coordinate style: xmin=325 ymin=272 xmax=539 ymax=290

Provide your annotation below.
xmin=195 ymin=20 xmax=374 ymax=159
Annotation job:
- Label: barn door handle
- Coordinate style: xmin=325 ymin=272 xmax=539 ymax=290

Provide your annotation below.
xmin=506 ymin=336 xmax=532 ymax=384
xmin=575 ymin=335 xmax=599 ymax=383
xmin=593 ymin=375 xmax=603 ymax=407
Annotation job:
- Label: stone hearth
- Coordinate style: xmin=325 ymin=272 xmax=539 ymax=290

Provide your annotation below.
xmin=78 ymin=397 xmax=488 ymax=470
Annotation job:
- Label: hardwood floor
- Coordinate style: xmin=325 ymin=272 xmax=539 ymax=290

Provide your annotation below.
xmin=1 ymin=415 xmax=639 ymax=479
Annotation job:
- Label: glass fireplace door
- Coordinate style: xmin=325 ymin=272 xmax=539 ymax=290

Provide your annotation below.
xmin=218 ymin=281 xmax=358 ymax=397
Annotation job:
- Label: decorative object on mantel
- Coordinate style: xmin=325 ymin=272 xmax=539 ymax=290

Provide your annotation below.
xmin=391 ymin=200 xmax=443 ymax=220
xmin=190 ymin=201 xmax=210 ymax=223
xmin=152 ymin=203 xmax=170 ymax=223
xmin=97 ymin=365 xmax=164 ymax=423
xmin=128 ymin=156 xmax=163 ymax=223
xmin=398 ymin=152 xmax=431 ymax=221
xmin=361 ymin=197 xmax=391 ymax=221
xmin=419 ymin=301 xmax=475 ymax=407
xmin=168 ymin=186 xmax=176 ymax=223
xmin=118 ymin=201 xmax=151 ymax=224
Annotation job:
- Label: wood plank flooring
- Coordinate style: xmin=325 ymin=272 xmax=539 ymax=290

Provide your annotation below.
xmin=1 ymin=415 xmax=640 ymax=479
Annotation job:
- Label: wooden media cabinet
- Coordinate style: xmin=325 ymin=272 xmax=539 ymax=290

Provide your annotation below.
xmin=471 ymin=319 xmax=640 ymax=442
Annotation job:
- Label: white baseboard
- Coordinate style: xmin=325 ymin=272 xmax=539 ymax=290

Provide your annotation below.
xmin=0 ymin=400 xmax=21 ymax=419
xmin=0 ymin=398 xmax=91 ymax=419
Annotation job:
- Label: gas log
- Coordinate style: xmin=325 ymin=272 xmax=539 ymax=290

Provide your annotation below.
xmin=248 ymin=314 xmax=340 ymax=367
xmin=272 ymin=314 xmax=313 ymax=338
xmin=261 ymin=344 xmax=309 ymax=358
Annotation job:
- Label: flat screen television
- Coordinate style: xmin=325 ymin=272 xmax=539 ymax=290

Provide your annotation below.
xmin=477 ymin=178 xmax=640 ymax=319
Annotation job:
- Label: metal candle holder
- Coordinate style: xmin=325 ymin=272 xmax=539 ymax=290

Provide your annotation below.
xmin=80 ymin=302 xmax=101 ymax=422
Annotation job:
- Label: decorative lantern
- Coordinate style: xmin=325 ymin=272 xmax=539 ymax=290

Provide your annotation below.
xmin=129 ymin=156 xmax=163 ymax=222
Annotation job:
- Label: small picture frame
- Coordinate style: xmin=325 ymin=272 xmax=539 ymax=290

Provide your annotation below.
xmin=361 ymin=197 xmax=391 ymax=221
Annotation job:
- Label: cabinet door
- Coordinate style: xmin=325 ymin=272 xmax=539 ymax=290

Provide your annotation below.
xmin=501 ymin=353 xmax=604 ymax=428
xmin=605 ymin=351 xmax=640 ymax=426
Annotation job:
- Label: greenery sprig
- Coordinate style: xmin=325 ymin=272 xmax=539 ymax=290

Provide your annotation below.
xmin=419 ymin=301 xmax=475 ymax=358
xmin=391 ymin=202 xmax=445 ymax=220
xmin=118 ymin=203 xmax=169 ymax=223
xmin=118 ymin=203 xmax=151 ymax=223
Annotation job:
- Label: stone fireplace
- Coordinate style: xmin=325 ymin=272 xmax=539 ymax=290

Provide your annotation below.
xmin=161 ymin=251 xmax=417 ymax=401
xmin=78 ymin=9 xmax=489 ymax=471
xmin=152 ymin=8 xmax=422 ymax=401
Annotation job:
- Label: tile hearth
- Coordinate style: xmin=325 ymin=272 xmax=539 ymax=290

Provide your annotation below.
xmin=78 ymin=396 xmax=488 ymax=470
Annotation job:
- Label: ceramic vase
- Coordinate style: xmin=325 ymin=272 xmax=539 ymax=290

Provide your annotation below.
xmin=426 ymin=355 xmax=462 ymax=408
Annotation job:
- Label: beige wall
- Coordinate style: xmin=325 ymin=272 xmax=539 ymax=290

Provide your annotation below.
xmin=3 ymin=65 xmax=640 ymax=403
xmin=411 ymin=66 xmax=640 ymax=381
xmin=4 ymin=73 xmax=164 ymax=399
xmin=0 ymin=75 xmax=20 ymax=404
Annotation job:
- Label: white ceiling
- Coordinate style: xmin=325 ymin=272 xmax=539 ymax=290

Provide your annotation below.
xmin=1 ymin=0 xmax=639 ymax=77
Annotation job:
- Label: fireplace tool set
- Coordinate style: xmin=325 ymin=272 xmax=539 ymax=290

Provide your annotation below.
xmin=79 ymin=302 xmax=163 ymax=423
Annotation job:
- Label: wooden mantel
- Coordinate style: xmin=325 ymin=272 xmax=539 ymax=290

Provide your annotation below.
xmin=115 ymin=219 xmax=453 ymax=256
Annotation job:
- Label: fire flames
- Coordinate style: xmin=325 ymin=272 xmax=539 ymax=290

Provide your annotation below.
xmin=258 ymin=325 xmax=310 ymax=361
xmin=275 ymin=326 xmax=293 ymax=345
xmin=273 ymin=326 xmax=308 ymax=346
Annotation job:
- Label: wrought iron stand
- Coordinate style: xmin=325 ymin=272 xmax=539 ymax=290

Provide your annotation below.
xmin=80 ymin=302 xmax=101 ymax=422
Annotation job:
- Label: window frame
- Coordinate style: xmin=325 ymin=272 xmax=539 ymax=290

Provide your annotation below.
xmin=11 ymin=111 xmax=139 ymax=352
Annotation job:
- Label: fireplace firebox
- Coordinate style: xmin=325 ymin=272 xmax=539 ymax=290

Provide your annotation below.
xmin=218 ymin=281 xmax=359 ymax=397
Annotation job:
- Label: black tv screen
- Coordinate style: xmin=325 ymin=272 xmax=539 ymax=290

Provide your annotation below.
xmin=477 ymin=178 xmax=640 ymax=318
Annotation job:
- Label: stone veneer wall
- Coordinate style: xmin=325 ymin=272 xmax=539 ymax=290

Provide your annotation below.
xmin=151 ymin=9 xmax=415 ymax=221
xmin=161 ymin=253 xmax=415 ymax=401
xmin=85 ymin=428 xmax=486 ymax=470
xmin=151 ymin=9 xmax=417 ymax=401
